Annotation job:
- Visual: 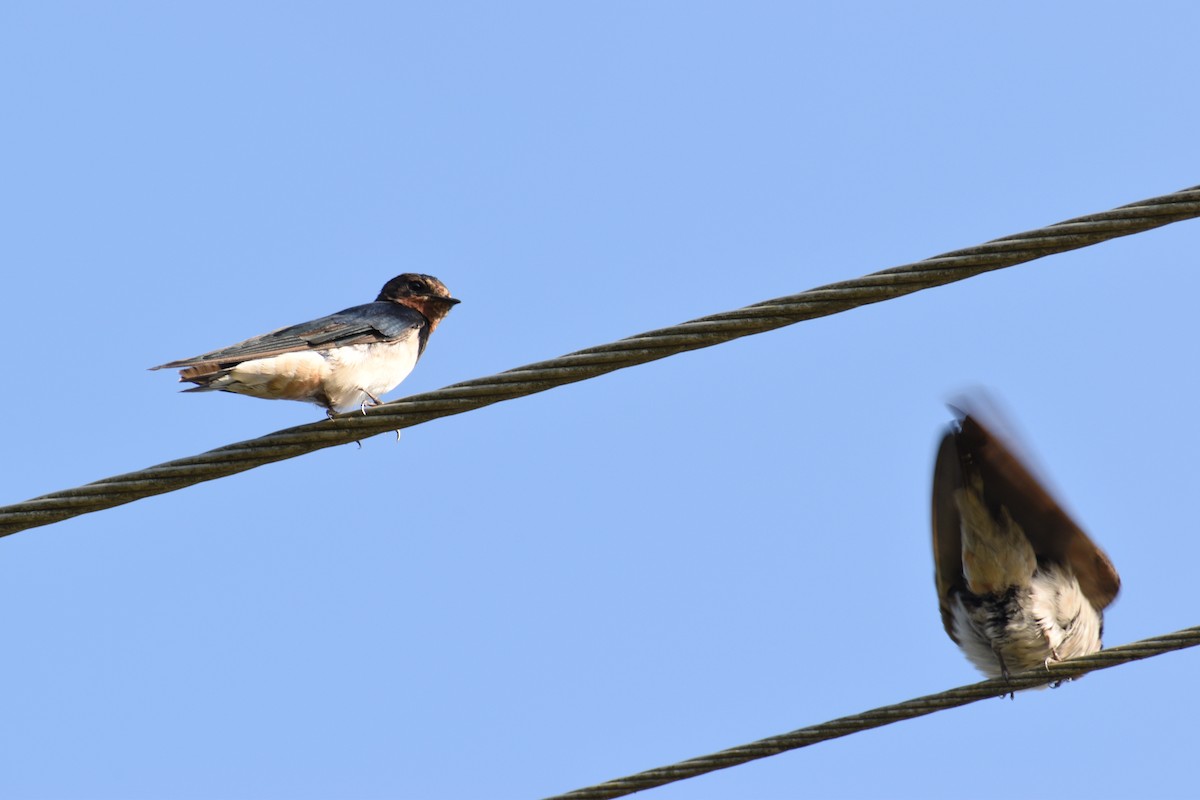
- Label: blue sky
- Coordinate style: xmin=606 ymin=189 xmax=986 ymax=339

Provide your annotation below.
xmin=2 ymin=3 xmax=1199 ymax=799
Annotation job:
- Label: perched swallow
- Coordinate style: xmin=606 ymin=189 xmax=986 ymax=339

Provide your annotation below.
xmin=152 ymin=273 xmax=459 ymax=416
xmin=931 ymin=405 xmax=1120 ymax=681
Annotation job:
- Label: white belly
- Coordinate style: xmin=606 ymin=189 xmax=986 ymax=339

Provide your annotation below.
xmin=950 ymin=565 xmax=1103 ymax=679
xmin=320 ymin=337 xmax=422 ymax=410
xmin=213 ymin=334 xmax=422 ymax=412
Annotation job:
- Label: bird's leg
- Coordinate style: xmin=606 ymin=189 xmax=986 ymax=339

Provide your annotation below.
xmin=321 ymin=401 xmax=366 ymax=448
xmin=354 ymin=390 xmax=401 ymax=440
xmin=1046 ymin=650 xmax=1067 ymax=689
xmin=1041 ymin=633 xmax=1068 ymax=687
xmin=360 ymin=390 xmax=383 ymax=414
xmin=995 ymin=651 xmax=1016 ymax=700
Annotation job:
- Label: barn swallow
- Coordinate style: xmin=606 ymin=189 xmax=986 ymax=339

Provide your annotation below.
xmin=931 ymin=404 xmax=1120 ymax=682
xmin=152 ymin=273 xmax=459 ymax=417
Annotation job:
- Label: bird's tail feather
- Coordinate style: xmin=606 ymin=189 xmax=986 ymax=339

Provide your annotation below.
xmin=177 ymin=363 xmax=229 ymax=391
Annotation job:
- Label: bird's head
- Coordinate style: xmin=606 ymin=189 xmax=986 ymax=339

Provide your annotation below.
xmin=378 ymin=273 xmax=461 ymax=329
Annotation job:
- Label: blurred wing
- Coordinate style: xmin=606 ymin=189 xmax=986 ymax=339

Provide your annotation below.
xmin=931 ymin=429 xmax=966 ymax=642
xmin=955 ymin=413 xmax=1121 ymax=611
xmin=152 ymin=302 xmax=425 ymax=370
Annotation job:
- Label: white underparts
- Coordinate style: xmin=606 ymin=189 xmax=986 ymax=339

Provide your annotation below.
xmin=950 ymin=487 xmax=1103 ymax=679
xmin=203 ymin=334 xmax=421 ymax=412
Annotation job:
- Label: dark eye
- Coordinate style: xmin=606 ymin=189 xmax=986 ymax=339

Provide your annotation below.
xmin=407 ymin=280 xmax=424 ymax=292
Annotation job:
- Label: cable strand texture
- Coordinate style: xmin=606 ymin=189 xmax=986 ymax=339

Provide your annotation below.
xmin=543 ymin=625 xmax=1200 ymax=800
xmin=1 ymin=185 xmax=1198 ymax=536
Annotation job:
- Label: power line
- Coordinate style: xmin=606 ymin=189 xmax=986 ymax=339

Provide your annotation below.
xmin=543 ymin=625 xmax=1200 ymax=800
xmin=1 ymin=185 xmax=1198 ymax=538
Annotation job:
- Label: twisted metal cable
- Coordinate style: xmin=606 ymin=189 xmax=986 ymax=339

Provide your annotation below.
xmin=2 ymin=185 xmax=1198 ymax=537
xmin=544 ymin=626 xmax=1200 ymax=800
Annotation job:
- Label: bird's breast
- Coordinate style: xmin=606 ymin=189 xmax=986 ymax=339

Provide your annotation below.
xmin=319 ymin=336 xmax=421 ymax=410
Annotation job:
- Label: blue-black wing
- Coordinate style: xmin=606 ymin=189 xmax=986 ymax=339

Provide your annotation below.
xmin=152 ymin=302 xmax=426 ymax=370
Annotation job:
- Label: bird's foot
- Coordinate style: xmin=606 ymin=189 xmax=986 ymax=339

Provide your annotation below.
xmin=997 ymin=654 xmax=1015 ymax=700
xmin=359 ymin=391 xmax=383 ymax=415
xmin=321 ymin=404 xmax=364 ymax=448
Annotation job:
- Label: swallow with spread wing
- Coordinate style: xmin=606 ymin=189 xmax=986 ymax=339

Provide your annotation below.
xmin=152 ymin=273 xmax=459 ymax=417
xmin=931 ymin=406 xmax=1120 ymax=681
